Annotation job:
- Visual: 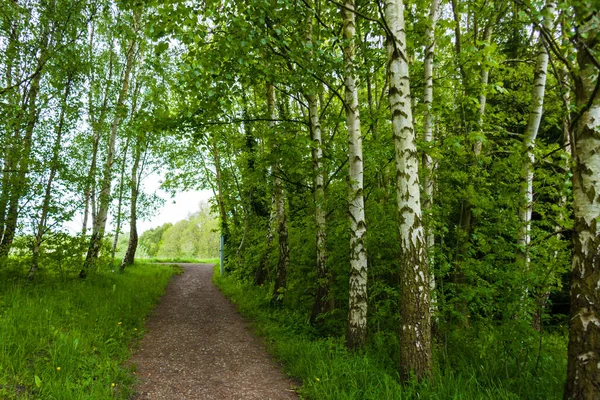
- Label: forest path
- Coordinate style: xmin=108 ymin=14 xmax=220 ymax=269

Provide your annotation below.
xmin=130 ymin=263 xmax=299 ymax=399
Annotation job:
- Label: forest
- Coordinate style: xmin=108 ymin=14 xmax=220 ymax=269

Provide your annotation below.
xmin=0 ymin=0 xmax=598 ymax=398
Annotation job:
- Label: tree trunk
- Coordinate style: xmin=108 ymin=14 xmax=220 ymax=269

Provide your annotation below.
xmin=564 ymin=14 xmax=600 ymax=399
xmin=385 ymin=0 xmax=432 ymax=381
xmin=212 ymin=133 xmax=229 ymax=265
xmin=308 ymin=91 xmax=332 ymax=323
xmin=422 ymin=0 xmax=440 ymax=314
xmin=269 ymin=83 xmax=290 ymax=303
xmin=0 ymin=24 xmax=50 ymax=258
xmin=29 ymin=75 xmax=73 ymax=279
xmin=474 ymin=26 xmax=493 ymax=157
xmin=82 ymin=23 xmax=114 ymax=240
xmin=82 ymin=10 xmax=139 ymax=275
xmin=111 ymin=138 xmax=130 ymax=261
xmin=120 ymin=137 xmax=141 ymax=270
xmin=516 ymin=2 xmax=553 ymax=280
xmin=342 ymin=0 xmax=368 ymax=350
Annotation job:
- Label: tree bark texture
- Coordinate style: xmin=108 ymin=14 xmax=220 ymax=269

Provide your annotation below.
xmin=564 ymin=16 xmax=600 ymax=399
xmin=516 ymin=3 xmax=552 ymax=268
xmin=120 ymin=138 xmax=141 ymax=270
xmin=269 ymin=83 xmax=290 ymax=303
xmin=385 ymin=0 xmax=432 ymax=381
xmin=422 ymin=0 xmax=440 ymax=312
xmin=308 ymin=92 xmax=332 ymax=324
xmin=342 ymin=0 xmax=368 ymax=350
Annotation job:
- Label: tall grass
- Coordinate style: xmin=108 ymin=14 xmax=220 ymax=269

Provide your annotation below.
xmin=0 ymin=261 xmax=178 ymax=399
xmin=214 ymin=267 xmax=566 ymax=399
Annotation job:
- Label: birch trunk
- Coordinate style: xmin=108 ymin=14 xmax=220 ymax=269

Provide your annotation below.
xmin=82 ymin=26 xmax=114 ymax=239
xmin=120 ymin=138 xmax=141 ymax=270
xmin=474 ymin=26 xmax=493 ymax=157
xmin=29 ymin=75 xmax=73 ymax=279
xmin=341 ymin=0 xmax=368 ymax=350
xmin=308 ymin=91 xmax=332 ymax=323
xmin=111 ymin=139 xmax=130 ymax=261
xmin=422 ymin=0 xmax=440 ymax=312
xmin=0 ymin=23 xmax=50 ymax=258
xmin=516 ymin=3 xmax=553 ymax=268
xmin=269 ymin=83 xmax=290 ymax=303
xmin=82 ymin=10 xmax=139 ymax=274
xmin=385 ymin=0 xmax=432 ymax=380
xmin=564 ymin=16 xmax=600 ymax=399
xmin=304 ymin=6 xmax=332 ymax=324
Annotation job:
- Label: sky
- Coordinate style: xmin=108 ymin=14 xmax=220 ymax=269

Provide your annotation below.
xmin=64 ymin=171 xmax=214 ymax=235
xmin=137 ymin=188 xmax=213 ymax=233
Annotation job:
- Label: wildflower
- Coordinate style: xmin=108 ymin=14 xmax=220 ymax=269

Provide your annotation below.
xmin=111 ymin=383 xmax=115 ymax=387
xmin=118 ymin=322 xmax=122 ymax=325
xmin=315 ymin=377 xmax=320 ymax=382
xmin=56 ymin=367 xmax=60 ymax=371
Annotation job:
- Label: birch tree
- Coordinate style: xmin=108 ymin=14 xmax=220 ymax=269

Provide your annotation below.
xmin=422 ymin=0 xmax=440 ymax=310
xmin=516 ymin=3 xmax=554 ymax=269
xmin=82 ymin=7 xmax=140 ymax=274
xmin=341 ymin=0 xmax=368 ymax=350
xmin=384 ymin=0 xmax=432 ymax=380
xmin=564 ymin=6 xmax=600 ymax=398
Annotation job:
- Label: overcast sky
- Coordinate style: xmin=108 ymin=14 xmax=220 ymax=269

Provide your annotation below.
xmin=64 ymin=172 xmax=214 ymax=235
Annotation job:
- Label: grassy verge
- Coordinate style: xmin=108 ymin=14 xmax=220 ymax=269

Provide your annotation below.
xmin=143 ymin=257 xmax=219 ymax=264
xmin=0 ymin=261 xmax=179 ymax=399
xmin=214 ymin=268 xmax=566 ymax=400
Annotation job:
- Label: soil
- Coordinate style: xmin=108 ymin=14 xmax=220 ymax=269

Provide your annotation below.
xmin=130 ymin=263 xmax=299 ymax=399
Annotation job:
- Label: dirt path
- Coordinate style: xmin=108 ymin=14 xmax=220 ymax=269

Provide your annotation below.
xmin=130 ymin=263 xmax=299 ymax=399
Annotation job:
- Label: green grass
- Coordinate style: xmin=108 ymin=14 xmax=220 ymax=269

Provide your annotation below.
xmin=143 ymin=257 xmax=219 ymax=264
xmin=213 ymin=267 xmax=567 ymax=400
xmin=0 ymin=261 xmax=178 ymax=399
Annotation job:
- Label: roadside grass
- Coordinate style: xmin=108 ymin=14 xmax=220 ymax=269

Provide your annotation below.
xmin=143 ymin=257 xmax=219 ymax=264
xmin=214 ymin=266 xmax=566 ymax=400
xmin=0 ymin=261 xmax=178 ymax=399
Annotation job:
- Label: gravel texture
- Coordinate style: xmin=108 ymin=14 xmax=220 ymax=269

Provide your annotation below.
xmin=130 ymin=263 xmax=299 ymax=399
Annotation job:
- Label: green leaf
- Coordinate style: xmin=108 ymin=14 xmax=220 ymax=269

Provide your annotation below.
xmin=35 ymin=375 xmax=42 ymax=388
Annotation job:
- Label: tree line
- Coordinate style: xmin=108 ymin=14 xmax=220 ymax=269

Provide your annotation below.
xmin=0 ymin=0 xmax=598 ymax=398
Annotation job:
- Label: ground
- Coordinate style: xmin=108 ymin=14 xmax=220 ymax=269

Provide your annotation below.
xmin=130 ymin=263 xmax=299 ymax=399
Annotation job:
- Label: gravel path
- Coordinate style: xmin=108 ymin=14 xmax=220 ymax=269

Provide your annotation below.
xmin=130 ymin=263 xmax=299 ymax=399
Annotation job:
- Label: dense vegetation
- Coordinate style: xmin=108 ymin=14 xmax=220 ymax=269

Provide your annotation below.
xmin=0 ymin=0 xmax=598 ymax=398
xmin=0 ymin=262 xmax=179 ymax=399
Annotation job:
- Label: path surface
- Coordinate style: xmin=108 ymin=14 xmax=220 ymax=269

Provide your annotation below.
xmin=130 ymin=263 xmax=299 ymax=399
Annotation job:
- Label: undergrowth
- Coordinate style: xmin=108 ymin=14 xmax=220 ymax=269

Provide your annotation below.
xmin=214 ymin=267 xmax=567 ymax=399
xmin=0 ymin=261 xmax=178 ymax=399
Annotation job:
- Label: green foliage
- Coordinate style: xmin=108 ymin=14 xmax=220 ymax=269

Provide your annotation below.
xmin=215 ymin=268 xmax=567 ymax=399
xmin=0 ymin=261 xmax=177 ymax=399
xmin=137 ymin=201 xmax=219 ymax=260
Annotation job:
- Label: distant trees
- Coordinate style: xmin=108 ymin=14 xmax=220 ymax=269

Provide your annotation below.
xmin=134 ymin=203 xmax=219 ymax=260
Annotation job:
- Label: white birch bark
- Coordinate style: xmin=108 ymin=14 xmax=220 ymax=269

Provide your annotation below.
xmin=516 ymin=3 xmax=553 ymax=267
xmin=565 ymin=11 xmax=600 ymax=398
xmin=422 ymin=0 xmax=440 ymax=312
xmin=341 ymin=0 xmax=368 ymax=350
xmin=385 ymin=0 xmax=432 ymax=380
xmin=474 ymin=27 xmax=493 ymax=157
xmin=82 ymin=9 xmax=139 ymax=273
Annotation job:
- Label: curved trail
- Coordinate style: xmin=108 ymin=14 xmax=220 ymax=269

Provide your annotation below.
xmin=130 ymin=263 xmax=298 ymax=399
